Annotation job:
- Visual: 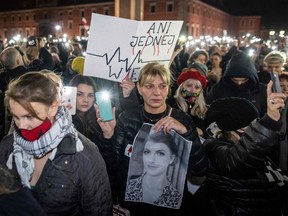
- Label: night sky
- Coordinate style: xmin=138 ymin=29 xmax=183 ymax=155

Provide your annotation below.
xmin=203 ymin=0 xmax=288 ymax=30
xmin=0 ymin=0 xmax=286 ymax=30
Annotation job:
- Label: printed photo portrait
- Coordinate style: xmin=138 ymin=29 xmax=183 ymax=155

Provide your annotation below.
xmin=125 ymin=123 xmax=192 ymax=209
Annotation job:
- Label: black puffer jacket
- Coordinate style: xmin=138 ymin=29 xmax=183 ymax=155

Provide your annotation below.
xmin=204 ymin=115 xmax=285 ymax=216
xmin=107 ymin=105 xmax=209 ymax=215
xmin=0 ymin=133 xmax=113 ymax=216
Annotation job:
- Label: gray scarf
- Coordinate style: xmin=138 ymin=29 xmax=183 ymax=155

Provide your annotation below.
xmin=6 ymin=105 xmax=84 ymax=188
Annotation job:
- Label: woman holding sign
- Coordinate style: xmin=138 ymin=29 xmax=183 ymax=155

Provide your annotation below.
xmin=101 ymin=62 xmax=209 ymax=216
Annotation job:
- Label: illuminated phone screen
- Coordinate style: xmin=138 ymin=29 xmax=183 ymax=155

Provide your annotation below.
xmin=270 ymin=72 xmax=282 ymax=93
xmin=63 ymin=86 xmax=77 ymax=115
xmin=95 ymin=91 xmax=113 ymax=121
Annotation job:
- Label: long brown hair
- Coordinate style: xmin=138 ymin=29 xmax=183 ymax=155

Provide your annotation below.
xmin=5 ymin=71 xmax=58 ymax=120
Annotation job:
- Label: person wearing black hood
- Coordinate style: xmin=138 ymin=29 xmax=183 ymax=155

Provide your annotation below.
xmin=206 ymin=51 xmax=267 ymax=117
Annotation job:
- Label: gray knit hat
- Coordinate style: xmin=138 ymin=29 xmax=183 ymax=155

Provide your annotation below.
xmin=189 ymin=62 xmax=208 ymax=77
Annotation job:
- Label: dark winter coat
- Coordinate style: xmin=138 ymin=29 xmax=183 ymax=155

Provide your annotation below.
xmin=0 ymin=133 xmax=113 ymax=216
xmin=0 ymin=65 xmax=28 ymax=93
xmin=28 ymin=47 xmax=55 ymax=71
xmin=0 ymin=187 xmax=47 ymax=216
xmin=72 ymin=107 xmax=116 ymax=175
xmin=204 ymin=115 xmax=286 ymax=216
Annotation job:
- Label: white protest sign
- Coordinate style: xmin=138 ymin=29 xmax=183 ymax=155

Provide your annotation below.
xmin=84 ymin=13 xmax=183 ymax=82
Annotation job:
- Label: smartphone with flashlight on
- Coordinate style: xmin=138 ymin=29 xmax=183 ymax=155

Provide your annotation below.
xmin=270 ymin=71 xmax=282 ymax=93
xmin=63 ymin=86 xmax=77 ymax=115
xmin=95 ymin=91 xmax=113 ymax=122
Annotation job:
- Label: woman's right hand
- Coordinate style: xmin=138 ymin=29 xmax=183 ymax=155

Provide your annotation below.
xmin=94 ymin=104 xmax=116 ymax=139
xmin=120 ymin=77 xmax=135 ymax=98
xmin=267 ymin=80 xmax=286 ymax=121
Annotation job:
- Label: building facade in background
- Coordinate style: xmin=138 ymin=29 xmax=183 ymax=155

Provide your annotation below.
xmin=0 ymin=0 xmax=261 ymax=41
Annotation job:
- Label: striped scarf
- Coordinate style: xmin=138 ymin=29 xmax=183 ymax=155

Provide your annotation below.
xmin=6 ymin=105 xmax=84 ymax=188
xmin=264 ymin=157 xmax=288 ymax=187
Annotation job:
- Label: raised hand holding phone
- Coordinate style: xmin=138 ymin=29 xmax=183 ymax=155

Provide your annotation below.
xmin=270 ymin=71 xmax=282 ymax=93
xmin=62 ymin=86 xmax=77 ymax=115
xmin=94 ymin=91 xmax=116 ymax=139
xmin=95 ymin=90 xmax=113 ymax=122
xmin=267 ymin=80 xmax=286 ymax=121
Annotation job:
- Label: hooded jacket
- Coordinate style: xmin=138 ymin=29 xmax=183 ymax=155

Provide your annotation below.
xmin=206 ymin=52 xmax=267 ymax=117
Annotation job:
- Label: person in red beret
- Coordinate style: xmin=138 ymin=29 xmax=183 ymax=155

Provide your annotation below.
xmin=173 ymin=68 xmax=208 ymax=138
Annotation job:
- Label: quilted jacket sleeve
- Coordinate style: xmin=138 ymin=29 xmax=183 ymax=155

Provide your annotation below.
xmin=79 ymin=136 xmax=113 ymax=215
xmin=204 ymin=115 xmax=281 ymax=178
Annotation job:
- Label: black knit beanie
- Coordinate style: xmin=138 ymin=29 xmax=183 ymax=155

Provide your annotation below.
xmin=206 ymin=97 xmax=259 ymax=131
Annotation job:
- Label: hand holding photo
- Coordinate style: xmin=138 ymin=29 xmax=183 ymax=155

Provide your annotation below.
xmin=125 ymin=123 xmax=192 ymax=209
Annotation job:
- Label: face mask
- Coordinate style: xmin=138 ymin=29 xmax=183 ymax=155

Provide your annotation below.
xmin=230 ymin=80 xmax=251 ymax=91
xmin=19 ymin=118 xmax=52 ymax=141
xmin=181 ymin=88 xmax=200 ymax=104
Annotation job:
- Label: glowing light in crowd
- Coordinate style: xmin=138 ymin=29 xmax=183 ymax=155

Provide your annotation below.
xmin=13 ymin=34 xmax=21 ymax=42
xmin=269 ymin=31 xmax=275 ymax=36
xmin=248 ymin=49 xmax=255 ymax=57
xmin=179 ymin=35 xmax=186 ymax=43
xmin=55 ymin=25 xmax=61 ymax=31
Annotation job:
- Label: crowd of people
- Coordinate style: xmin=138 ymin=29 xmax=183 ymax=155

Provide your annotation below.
xmin=0 ymin=34 xmax=288 ymax=216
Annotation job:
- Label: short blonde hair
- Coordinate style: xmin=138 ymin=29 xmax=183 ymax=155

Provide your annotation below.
xmin=138 ymin=62 xmax=171 ymax=87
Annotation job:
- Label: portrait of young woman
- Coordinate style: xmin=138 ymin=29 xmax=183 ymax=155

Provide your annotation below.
xmin=125 ymin=124 xmax=192 ymax=209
